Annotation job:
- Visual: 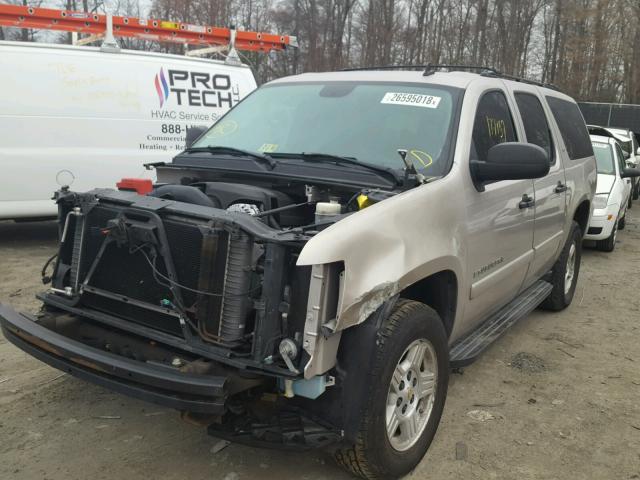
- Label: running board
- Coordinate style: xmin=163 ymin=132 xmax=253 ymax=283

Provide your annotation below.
xmin=450 ymin=280 xmax=553 ymax=367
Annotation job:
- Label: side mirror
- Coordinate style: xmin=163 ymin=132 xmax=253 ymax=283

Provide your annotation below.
xmin=621 ymin=168 xmax=640 ymax=178
xmin=185 ymin=126 xmax=207 ymax=149
xmin=471 ymin=142 xmax=550 ymax=191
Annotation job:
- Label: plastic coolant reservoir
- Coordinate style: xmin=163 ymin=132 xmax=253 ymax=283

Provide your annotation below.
xmin=315 ymin=200 xmax=342 ymax=223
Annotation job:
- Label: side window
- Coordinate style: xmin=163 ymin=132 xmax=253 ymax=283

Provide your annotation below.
xmin=514 ymin=92 xmax=554 ymax=164
xmin=471 ymin=90 xmax=517 ymax=162
xmin=545 ymin=96 xmax=594 ymax=160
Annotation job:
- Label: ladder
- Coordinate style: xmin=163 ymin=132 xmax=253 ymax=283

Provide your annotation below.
xmin=0 ymin=4 xmax=297 ymax=62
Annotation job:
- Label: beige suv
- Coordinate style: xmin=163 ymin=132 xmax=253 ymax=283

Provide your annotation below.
xmin=0 ymin=66 xmax=596 ymax=479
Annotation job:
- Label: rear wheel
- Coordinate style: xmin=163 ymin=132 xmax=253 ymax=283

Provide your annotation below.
xmin=540 ymin=221 xmax=582 ymax=311
xmin=619 ymin=214 xmax=626 ymax=230
xmin=597 ymin=220 xmax=617 ymax=252
xmin=334 ymin=300 xmax=449 ymax=479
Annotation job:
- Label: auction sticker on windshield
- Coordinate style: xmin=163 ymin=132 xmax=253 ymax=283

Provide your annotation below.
xmin=381 ymin=92 xmax=441 ymax=108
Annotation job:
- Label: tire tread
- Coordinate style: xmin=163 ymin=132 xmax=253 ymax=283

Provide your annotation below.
xmin=540 ymin=221 xmax=582 ymax=311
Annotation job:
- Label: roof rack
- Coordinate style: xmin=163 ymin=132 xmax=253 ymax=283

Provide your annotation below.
xmin=0 ymin=4 xmax=297 ymax=63
xmin=341 ymin=63 xmax=561 ymax=92
xmin=341 ymin=65 xmax=431 ymax=72
xmin=423 ymin=64 xmax=561 ymax=91
xmin=422 ymin=64 xmax=499 ymax=76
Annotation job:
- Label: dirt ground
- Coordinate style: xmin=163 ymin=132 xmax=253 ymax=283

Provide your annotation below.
xmin=1 ymin=212 xmax=639 ymax=480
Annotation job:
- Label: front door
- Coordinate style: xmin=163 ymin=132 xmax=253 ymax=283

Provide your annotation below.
xmin=463 ymin=89 xmax=535 ymax=333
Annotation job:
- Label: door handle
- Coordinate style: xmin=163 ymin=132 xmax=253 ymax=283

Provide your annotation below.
xmin=554 ymin=182 xmax=567 ymax=193
xmin=519 ymin=193 xmax=535 ymax=209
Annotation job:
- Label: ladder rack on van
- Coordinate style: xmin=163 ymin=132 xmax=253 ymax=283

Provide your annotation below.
xmin=0 ymin=4 xmax=297 ymax=58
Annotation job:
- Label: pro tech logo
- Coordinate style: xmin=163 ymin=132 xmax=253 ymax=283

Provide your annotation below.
xmin=154 ymin=68 xmax=170 ymax=107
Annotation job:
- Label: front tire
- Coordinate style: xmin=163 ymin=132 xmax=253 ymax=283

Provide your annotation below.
xmin=334 ymin=300 xmax=449 ymax=479
xmin=597 ymin=220 xmax=617 ymax=252
xmin=541 ymin=221 xmax=582 ymax=311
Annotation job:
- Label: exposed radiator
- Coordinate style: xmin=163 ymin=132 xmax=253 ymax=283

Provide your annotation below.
xmin=64 ymin=203 xmax=254 ymax=347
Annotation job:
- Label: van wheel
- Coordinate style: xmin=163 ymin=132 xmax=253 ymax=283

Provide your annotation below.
xmin=597 ymin=221 xmax=617 ymax=252
xmin=618 ymin=215 xmax=626 ymax=230
xmin=334 ymin=300 xmax=449 ymax=479
xmin=628 ymin=195 xmax=633 ymax=209
xmin=634 ymin=183 xmax=639 ymax=200
xmin=540 ymin=221 xmax=582 ymax=311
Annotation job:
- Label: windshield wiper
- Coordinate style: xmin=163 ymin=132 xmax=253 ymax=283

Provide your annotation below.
xmin=184 ymin=146 xmax=276 ymax=169
xmin=272 ymin=152 xmax=401 ymax=186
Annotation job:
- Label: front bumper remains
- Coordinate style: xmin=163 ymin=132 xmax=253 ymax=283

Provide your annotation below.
xmin=0 ymin=304 xmax=227 ymax=414
xmin=584 ymin=205 xmax=618 ymax=241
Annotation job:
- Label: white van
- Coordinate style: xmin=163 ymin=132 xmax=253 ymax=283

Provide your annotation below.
xmin=0 ymin=41 xmax=257 ymax=220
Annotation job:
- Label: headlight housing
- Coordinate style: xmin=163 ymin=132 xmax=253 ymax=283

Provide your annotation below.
xmin=593 ymin=193 xmax=609 ymax=210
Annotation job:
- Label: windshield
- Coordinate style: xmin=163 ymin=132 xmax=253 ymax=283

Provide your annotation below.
xmin=593 ymin=142 xmax=615 ymax=175
xmin=194 ymin=82 xmax=461 ymax=176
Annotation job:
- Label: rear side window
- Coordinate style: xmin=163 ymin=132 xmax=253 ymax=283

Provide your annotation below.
xmin=514 ymin=92 xmax=554 ymax=164
xmin=471 ymin=91 xmax=517 ymax=162
xmin=546 ymin=96 xmax=593 ymax=160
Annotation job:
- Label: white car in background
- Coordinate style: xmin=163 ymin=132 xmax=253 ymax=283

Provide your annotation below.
xmin=588 ymin=125 xmax=640 ymax=204
xmin=585 ymin=134 xmax=638 ymax=251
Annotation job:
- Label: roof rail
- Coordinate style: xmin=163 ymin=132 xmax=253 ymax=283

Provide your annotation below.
xmin=422 ymin=64 xmax=499 ymax=76
xmin=341 ymin=65 xmax=431 ymax=72
xmin=340 ymin=62 xmax=562 ymax=92
xmin=423 ymin=64 xmax=561 ymax=91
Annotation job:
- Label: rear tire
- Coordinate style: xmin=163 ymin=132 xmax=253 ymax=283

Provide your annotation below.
xmin=597 ymin=220 xmax=617 ymax=252
xmin=334 ymin=300 xmax=449 ymax=479
xmin=618 ymin=215 xmax=626 ymax=230
xmin=540 ymin=221 xmax=582 ymax=311
xmin=634 ymin=183 xmax=639 ymax=200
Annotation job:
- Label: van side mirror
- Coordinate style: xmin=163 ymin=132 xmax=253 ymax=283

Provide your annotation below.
xmin=185 ymin=126 xmax=207 ymax=149
xmin=470 ymin=142 xmax=550 ymax=191
xmin=621 ymin=167 xmax=640 ymax=178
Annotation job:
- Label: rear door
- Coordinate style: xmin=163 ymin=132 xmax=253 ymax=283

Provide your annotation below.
xmin=511 ymin=88 xmax=567 ymax=284
xmin=463 ymin=88 xmax=535 ymax=330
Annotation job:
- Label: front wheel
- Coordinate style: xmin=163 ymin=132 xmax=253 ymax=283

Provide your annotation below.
xmin=540 ymin=221 xmax=582 ymax=311
xmin=597 ymin=220 xmax=617 ymax=252
xmin=334 ymin=300 xmax=449 ymax=479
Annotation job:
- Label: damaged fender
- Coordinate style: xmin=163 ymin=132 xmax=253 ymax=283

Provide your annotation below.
xmin=297 ymin=178 xmax=465 ymax=377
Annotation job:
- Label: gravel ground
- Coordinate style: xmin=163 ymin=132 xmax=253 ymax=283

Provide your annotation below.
xmin=1 ymin=212 xmax=639 ymax=480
